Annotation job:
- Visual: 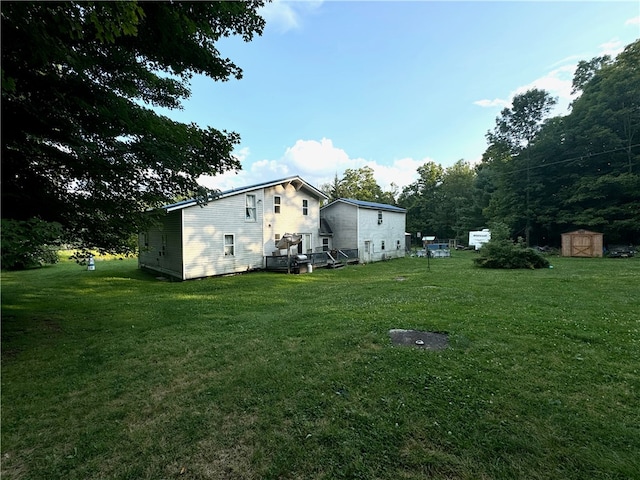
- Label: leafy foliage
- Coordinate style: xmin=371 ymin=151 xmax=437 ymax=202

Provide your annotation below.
xmin=1 ymin=218 xmax=62 ymax=270
xmin=487 ymin=89 xmax=557 ymax=153
xmin=1 ymin=1 xmax=265 ymax=254
xmin=321 ymin=166 xmax=397 ymax=204
xmin=399 ymin=161 xmax=481 ymax=243
xmin=476 ymin=40 xmax=640 ymax=245
xmin=473 ymin=222 xmax=550 ymax=269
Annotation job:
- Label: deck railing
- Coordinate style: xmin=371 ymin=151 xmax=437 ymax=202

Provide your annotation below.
xmin=264 ymin=248 xmax=359 ymax=271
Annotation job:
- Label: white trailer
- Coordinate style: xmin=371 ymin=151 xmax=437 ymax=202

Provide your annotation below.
xmin=469 ymin=229 xmax=491 ymax=250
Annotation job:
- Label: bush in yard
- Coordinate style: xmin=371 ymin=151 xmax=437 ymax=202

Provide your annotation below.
xmin=474 ymin=222 xmax=550 ymax=269
xmin=1 ymin=218 xmax=62 ymax=270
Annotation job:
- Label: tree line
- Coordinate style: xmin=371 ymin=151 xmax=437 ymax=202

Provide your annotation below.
xmin=1 ymin=2 xmax=637 ymax=269
xmin=325 ymin=40 xmax=639 ymax=247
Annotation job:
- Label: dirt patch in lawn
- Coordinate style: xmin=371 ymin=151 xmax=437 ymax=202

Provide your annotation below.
xmin=389 ymin=329 xmax=448 ymax=350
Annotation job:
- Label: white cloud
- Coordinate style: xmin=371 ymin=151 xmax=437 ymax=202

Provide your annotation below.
xmin=198 ymin=138 xmax=427 ymax=194
xmin=598 ymin=39 xmax=628 ymax=57
xmin=283 ymin=138 xmax=365 ymax=177
xmin=475 ymin=62 xmax=578 ymax=116
xmin=514 ymin=64 xmax=577 ymax=111
xmin=474 ymin=98 xmax=509 ymax=108
xmin=474 ymin=30 xmax=636 ymax=115
xmin=259 ymin=0 xmax=324 ymax=33
xmin=625 ymin=16 xmax=640 ymax=26
xmin=368 ymin=157 xmax=426 ymax=192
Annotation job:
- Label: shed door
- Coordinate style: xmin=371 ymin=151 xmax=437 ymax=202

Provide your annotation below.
xmin=572 ymin=234 xmax=592 ymax=257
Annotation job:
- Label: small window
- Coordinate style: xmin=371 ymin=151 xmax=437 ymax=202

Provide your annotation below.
xmin=396 ymin=240 xmax=401 ymax=250
xmin=322 ymin=238 xmax=329 ymax=252
xmin=302 ymin=199 xmax=308 ymax=216
xmin=377 ymin=210 xmax=383 ymax=224
xmin=381 ymin=240 xmax=385 ymax=250
xmin=246 ymin=194 xmax=256 ymax=221
xmin=224 ymin=234 xmax=235 ymax=256
xmin=274 ymin=196 xmax=281 ymax=214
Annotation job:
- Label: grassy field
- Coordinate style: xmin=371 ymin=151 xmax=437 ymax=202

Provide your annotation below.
xmin=1 ymin=252 xmax=639 ymax=479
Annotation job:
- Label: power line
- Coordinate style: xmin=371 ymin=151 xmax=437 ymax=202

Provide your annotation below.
xmin=497 ymin=143 xmax=640 ymax=175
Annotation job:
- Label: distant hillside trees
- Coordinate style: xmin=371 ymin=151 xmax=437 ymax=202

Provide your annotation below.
xmin=479 ymin=39 xmax=639 ymax=245
xmin=401 ymin=39 xmax=640 ymax=247
xmin=398 ymin=160 xmax=482 ymax=241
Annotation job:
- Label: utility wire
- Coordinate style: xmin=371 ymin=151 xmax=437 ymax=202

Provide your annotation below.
xmin=496 ymin=143 xmax=640 ymax=175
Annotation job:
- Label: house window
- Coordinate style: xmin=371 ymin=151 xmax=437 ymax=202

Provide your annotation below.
xmin=302 ymin=199 xmax=308 ymax=216
xmin=377 ymin=210 xmax=383 ymax=224
xmin=274 ymin=196 xmax=281 ymax=214
xmin=396 ymin=240 xmax=401 ymax=250
xmin=142 ymin=232 xmax=149 ymax=248
xmin=224 ymin=234 xmax=235 ymax=256
xmin=381 ymin=240 xmax=385 ymax=250
xmin=322 ymin=238 xmax=329 ymax=252
xmin=246 ymin=194 xmax=256 ymax=221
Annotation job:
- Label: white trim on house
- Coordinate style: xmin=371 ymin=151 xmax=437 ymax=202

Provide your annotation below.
xmin=139 ymin=176 xmax=328 ymax=280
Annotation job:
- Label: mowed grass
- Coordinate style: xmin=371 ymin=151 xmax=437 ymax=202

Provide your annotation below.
xmin=1 ymin=252 xmax=639 ymax=480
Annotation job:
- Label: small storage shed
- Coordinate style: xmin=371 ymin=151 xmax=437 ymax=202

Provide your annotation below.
xmin=561 ymin=229 xmax=603 ymax=258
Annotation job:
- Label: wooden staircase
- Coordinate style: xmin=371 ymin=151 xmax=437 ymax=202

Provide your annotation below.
xmin=327 ymin=250 xmax=351 ymax=269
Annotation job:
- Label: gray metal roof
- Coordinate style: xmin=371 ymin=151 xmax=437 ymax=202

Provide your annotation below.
xmin=321 ymin=198 xmax=406 ymax=213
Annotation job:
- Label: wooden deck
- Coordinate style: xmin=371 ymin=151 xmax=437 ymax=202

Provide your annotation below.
xmin=264 ymin=249 xmax=359 ymax=272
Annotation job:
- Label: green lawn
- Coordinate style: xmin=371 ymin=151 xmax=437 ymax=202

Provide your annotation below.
xmin=2 ymin=252 xmax=639 ymax=479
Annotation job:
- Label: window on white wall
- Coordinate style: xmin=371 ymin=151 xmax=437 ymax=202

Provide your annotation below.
xmin=274 ymin=196 xmax=281 ymax=214
xmin=381 ymin=240 xmax=386 ymax=250
xmin=378 ymin=210 xmax=383 ymax=224
xmin=322 ymin=238 xmax=329 ymax=251
xmin=396 ymin=240 xmax=401 ymax=249
xmin=302 ymin=199 xmax=308 ymax=216
xmin=224 ymin=234 xmax=235 ymax=256
xmin=246 ymin=194 xmax=256 ymax=221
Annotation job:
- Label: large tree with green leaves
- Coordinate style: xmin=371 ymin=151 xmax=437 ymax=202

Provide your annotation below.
xmin=1 ymin=1 xmax=265 ymax=254
xmin=398 ymin=161 xmax=444 ymax=239
xmin=477 ymin=40 xmax=640 ymax=246
xmin=435 ymin=160 xmax=481 ymax=241
xmin=553 ymin=40 xmax=640 ymax=243
xmin=483 ymin=89 xmax=557 ymax=245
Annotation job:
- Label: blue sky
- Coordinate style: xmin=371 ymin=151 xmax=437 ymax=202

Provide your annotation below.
xmin=156 ymin=1 xmax=639 ymax=193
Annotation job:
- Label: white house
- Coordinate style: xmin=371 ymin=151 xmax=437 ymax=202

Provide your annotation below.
xmin=139 ymin=176 xmax=328 ymax=280
xmin=320 ymin=198 xmax=407 ymax=263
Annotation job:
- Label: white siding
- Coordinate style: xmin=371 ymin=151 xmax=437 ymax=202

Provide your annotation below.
xmin=182 ymin=191 xmax=265 ymax=279
xmin=357 ymin=208 xmax=406 ymax=262
xmin=138 ymin=176 xmax=328 ymax=280
xmin=320 ymin=201 xmax=406 ymax=263
xmin=138 ymin=210 xmax=184 ymax=278
xmin=321 ymin=202 xmax=358 ymax=250
xmin=264 ymin=184 xmax=323 ymax=254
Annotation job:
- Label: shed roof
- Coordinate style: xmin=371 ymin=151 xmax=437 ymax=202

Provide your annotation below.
xmin=321 ymin=198 xmax=406 ymax=213
xmin=163 ymin=176 xmax=328 ymax=213
xmin=561 ymin=229 xmax=603 ymax=236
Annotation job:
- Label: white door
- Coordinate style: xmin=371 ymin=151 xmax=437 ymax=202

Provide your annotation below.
xmin=303 ymin=234 xmax=312 ymax=254
xmin=363 ymin=240 xmax=372 ymax=263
